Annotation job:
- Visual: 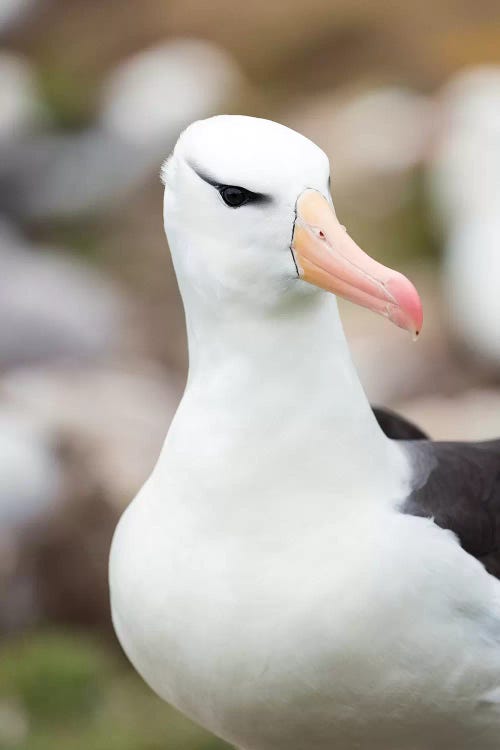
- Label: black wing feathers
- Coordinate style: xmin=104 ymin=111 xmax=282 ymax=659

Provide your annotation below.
xmin=373 ymin=404 xmax=500 ymax=577
xmin=404 ymin=439 xmax=500 ymax=578
xmin=372 ymin=406 xmax=429 ymax=441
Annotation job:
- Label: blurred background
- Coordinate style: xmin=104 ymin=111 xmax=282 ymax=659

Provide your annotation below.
xmin=1 ymin=0 xmax=500 ymax=748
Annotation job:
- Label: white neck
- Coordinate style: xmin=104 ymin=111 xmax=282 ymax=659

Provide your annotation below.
xmin=185 ymin=290 xmax=376 ymax=432
xmin=157 ymin=284 xmax=409 ymax=514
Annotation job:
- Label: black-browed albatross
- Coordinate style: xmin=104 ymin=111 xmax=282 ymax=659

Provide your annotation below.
xmin=110 ymin=115 xmax=500 ymax=750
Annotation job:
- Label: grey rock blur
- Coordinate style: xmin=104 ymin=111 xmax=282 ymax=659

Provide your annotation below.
xmin=0 ymin=222 xmax=127 ymax=367
xmin=0 ymin=406 xmax=62 ymax=630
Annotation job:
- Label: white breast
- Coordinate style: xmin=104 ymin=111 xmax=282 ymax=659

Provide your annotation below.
xmin=110 ymin=475 xmax=500 ymax=750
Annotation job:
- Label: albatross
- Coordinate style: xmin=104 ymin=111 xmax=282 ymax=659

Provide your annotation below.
xmin=109 ymin=115 xmax=500 ymax=750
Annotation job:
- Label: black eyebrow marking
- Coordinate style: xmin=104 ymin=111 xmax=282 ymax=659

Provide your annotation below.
xmin=187 ymin=160 xmax=272 ymax=205
xmin=188 ymin=160 xmax=220 ymax=187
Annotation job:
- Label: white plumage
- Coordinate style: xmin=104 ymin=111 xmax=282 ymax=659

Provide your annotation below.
xmin=110 ymin=116 xmax=500 ymax=750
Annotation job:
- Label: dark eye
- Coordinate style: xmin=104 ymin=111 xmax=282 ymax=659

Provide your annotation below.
xmin=219 ymin=186 xmax=250 ymax=208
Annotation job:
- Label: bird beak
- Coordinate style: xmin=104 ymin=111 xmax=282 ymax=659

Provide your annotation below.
xmin=291 ymin=189 xmax=423 ymax=337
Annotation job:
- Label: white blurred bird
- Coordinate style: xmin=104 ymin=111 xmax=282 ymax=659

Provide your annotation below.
xmin=0 ymin=39 xmax=243 ymax=221
xmin=429 ymin=67 xmax=500 ymax=369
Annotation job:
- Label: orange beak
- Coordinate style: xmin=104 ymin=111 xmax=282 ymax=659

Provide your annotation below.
xmin=291 ymin=190 xmax=423 ymax=337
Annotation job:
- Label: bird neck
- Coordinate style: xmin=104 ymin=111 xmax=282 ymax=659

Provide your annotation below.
xmin=181 ymin=289 xmax=396 ymax=463
xmin=155 ymin=286 xmax=410 ymax=516
xmin=185 ymin=290 xmax=367 ymax=409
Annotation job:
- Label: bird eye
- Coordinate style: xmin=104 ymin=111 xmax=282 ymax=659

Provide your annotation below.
xmin=219 ymin=186 xmax=250 ymax=208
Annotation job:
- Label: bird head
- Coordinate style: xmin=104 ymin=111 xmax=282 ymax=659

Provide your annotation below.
xmin=162 ymin=115 xmax=423 ymax=336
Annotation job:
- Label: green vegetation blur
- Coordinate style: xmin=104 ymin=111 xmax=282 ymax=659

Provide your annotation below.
xmin=0 ymin=632 xmax=229 ymax=749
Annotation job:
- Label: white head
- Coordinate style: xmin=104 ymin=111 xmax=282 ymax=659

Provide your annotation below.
xmin=162 ymin=115 xmax=422 ymax=333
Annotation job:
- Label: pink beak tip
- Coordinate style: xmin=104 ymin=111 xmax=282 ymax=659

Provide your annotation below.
xmin=386 ymin=274 xmax=424 ymax=339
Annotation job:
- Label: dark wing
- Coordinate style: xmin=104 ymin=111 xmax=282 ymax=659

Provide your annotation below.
xmin=372 ymin=406 xmax=429 ymax=441
xmin=404 ymin=439 xmax=500 ymax=578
